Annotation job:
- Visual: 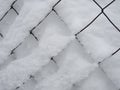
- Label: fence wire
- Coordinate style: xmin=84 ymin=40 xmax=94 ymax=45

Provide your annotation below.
xmin=0 ymin=0 xmax=120 ymax=89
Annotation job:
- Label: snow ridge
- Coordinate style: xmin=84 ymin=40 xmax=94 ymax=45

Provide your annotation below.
xmin=0 ymin=0 xmax=59 ymax=66
xmin=0 ymin=23 xmax=73 ymax=90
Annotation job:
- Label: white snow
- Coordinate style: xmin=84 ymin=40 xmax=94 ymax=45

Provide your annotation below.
xmin=0 ymin=0 xmax=59 ymax=65
xmin=75 ymin=68 xmax=117 ymax=90
xmin=105 ymin=0 xmax=120 ymax=29
xmin=78 ymin=33 xmax=116 ymax=62
xmin=0 ymin=0 xmax=15 ymax=20
xmin=101 ymin=51 xmax=120 ymax=89
xmin=0 ymin=11 xmax=73 ymax=90
xmin=13 ymin=0 xmax=23 ymax=13
xmin=35 ymin=40 xmax=97 ymax=90
xmin=15 ymin=35 xmax=38 ymax=59
xmin=0 ymin=0 xmax=119 ymax=90
xmin=55 ymin=0 xmax=100 ymax=34
xmin=94 ymin=0 xmax=113 ymax=7
xmin=18 ymin=61 xmax=58 ymax=90
xmin=77 ymin=14 xmax=119 ymax=62
xmin=0 ymin=9 xmax=17 ymax=37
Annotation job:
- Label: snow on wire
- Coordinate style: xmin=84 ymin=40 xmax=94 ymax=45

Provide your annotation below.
xmin=0 ymin=0 xmax=120 ymax=90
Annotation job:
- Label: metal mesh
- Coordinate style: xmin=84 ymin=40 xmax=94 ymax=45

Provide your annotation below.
xmin=0 ymin=0 xmax=120 ymax=89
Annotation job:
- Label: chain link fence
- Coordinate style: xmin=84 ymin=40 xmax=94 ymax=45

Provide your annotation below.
xmin=0 ymin=0 xmax=120 ymax=89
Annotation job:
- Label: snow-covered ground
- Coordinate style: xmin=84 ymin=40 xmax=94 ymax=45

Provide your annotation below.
xmin=0 ymin=0 xmax=120 ymax=90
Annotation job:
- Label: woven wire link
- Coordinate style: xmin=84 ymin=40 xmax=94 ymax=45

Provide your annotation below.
xmin=0 ymin=0 xmax=120 ymax=89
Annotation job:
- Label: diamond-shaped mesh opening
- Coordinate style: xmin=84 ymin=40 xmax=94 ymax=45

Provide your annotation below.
xmin=0 ymin=0 xmax=120 ymax=90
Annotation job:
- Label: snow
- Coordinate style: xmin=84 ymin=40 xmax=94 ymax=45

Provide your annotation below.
xmin=0 ymin=0 xmax=15 ymax=20
xmin=0 ymin=9 xmax=17 ymax=37
xmin=18 ymin=61 xmax=58 ymax=90
xmin=75 ymin=68 xmax=117 ymax=90
xmin=77 ymin=14 xmax=120 ymax=62
xmin=104 ymin=0 xmax=120 ymax=29
xmin=0 ymin=11 xmax=73 ymax=90
xmin=94 ymin=0 xmax=113 ymax=8
xmin=0 ymin=0 xmax=119 ymax=90
xmin=35 ymin=60 xmax=58 ymax=83
xmin=13 ymin=0 xmax=23 ymax=13
xmin=15 ymin=35 xmax=38 ymax=59
xmin=55 ymin=0 xmax=100 ymax=34
xmin=54 ymin=39 xmax=95 ymax=67
xmin=101 ymin=50 xmax=120 ymax=89
xmin=35 ymin=40 xmax=97 ymax=90
xmin=0 ymin=0 xmax=59 ymax=66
